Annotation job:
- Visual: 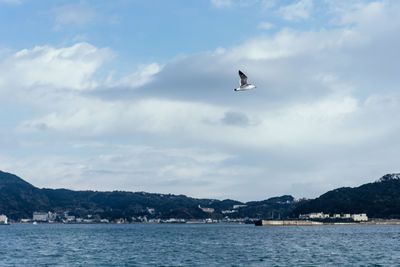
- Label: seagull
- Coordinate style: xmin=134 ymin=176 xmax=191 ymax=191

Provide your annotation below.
xmin=234 ymin=70 xmax=256 ymax=91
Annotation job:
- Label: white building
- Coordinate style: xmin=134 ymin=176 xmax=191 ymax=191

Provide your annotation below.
xmin=233 ymin=205 xmax=247 ymax=209
xmin=299 ymin=212 xmax=330 ymax=219
xmin=309 ymin=212 xmax=329 ymax=219
xmin=0 ymin=214 xmax=8 ymax=224
xmin=221 ymin=210 xmax=237 ymax=214
xmin=352 ymin=213 xmax=368 ymax=221
xmin=66 ymin=215 xmax=75 ymax=222
xmin=300 ymin=212 xmax=368 ymax=222
xmin=33 ymin=212 xmax=48 ymax=222
xmin=48 ymin=212 xmax=57 ymax=221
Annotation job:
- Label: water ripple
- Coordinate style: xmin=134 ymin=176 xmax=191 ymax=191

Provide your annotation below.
xmin=1 ymin=224 xmax=399 ymax=266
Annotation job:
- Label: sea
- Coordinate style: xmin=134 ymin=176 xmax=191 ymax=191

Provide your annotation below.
xmin=1 ymin=223 xmax=399 ymax=266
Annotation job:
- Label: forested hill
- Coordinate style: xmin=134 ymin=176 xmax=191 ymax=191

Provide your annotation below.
xmin=0 ymin=170 xmax=301 ymax=220
xmin=292 ymin=174 xmax=400 ymax=219
xmin=5 ymin=170 xmax=400 ymax=221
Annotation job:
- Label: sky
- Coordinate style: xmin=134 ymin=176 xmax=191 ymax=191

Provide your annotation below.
xmin=1 ymin=0 xmax=400 ymax=201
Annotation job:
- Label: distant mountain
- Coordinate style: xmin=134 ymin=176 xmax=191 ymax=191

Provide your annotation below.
xmin=0 ymin=171 xmax=50 ymax=219
xmin=238 ymin=195 xmax=298 ymax=219
xmin=0 ymin=170 xmax=301 ymax=220
xmin=292 ymin=173 xmax=400 ymax=219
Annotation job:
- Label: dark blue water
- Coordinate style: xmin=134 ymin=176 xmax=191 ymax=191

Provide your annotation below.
xmin=1 ymin=224 xmax=399 ymax=266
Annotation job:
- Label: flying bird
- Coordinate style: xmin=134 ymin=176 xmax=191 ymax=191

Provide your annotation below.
xmin=234 ymin=70 xmax=256 ymax=91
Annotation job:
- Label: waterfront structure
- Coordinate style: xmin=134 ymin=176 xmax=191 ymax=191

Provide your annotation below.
xmin=255 ymin=220 xmax=323 ymax=226
xmin=352 ymin=214 xmax=368 ymax=221
xmin=33 ymin=212 xmax=48 ymax=222
xmin=32 ymin=211 xmax=57 ymax=222
xmin=115 ymin=218 xmax=125 ymax=224
xmin=221 ymin=210 xmax=237 ymax=214
xmin=66 ymin=215 xmax=76 ymax=222
xmin=310 ymin=212 xmax=329 ymax=219
xmin=299 ymin=212 xmax=369 ymax=222
xmin=299 ymin=212 xmax=329 ymax=219
xmin=48 ymin=212 xmax=57 ymax=221
xmin=0 ymin=214 xmax=8 ymax=224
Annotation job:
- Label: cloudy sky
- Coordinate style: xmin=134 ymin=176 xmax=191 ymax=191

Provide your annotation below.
xmin=1 ymin=0 xmax=400 ymax=201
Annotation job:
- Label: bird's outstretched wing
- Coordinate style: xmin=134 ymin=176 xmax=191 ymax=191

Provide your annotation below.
xmin=239 ymin=70 xmax=247 ymax=86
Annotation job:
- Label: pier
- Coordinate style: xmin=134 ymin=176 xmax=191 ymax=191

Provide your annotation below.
xmin=255 ymin=220 xmax=323 ymax=226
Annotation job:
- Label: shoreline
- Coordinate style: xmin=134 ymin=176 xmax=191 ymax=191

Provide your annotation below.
xmin=255 ymin=219 xmax=400 ymax=226
xmin=4 ymin=220 xmax=400 ymax=226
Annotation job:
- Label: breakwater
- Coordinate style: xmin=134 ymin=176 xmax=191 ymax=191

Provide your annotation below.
xmin=254 ymin=220 xmax=400 ymax=226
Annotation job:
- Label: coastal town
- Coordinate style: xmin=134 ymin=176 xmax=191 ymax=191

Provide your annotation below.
xmin=0 ymin=211 xmax=252 ymax=225
xmin=0 ymin=210 xmax=386 ymax=226
xmin=299 ymin=212 xmax=368 ymax=221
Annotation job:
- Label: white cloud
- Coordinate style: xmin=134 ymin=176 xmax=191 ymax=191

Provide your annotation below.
xmin=53 ymin=1 xmax=96 ymax=29
xmin=278 ymin=0 xmax=313 ymax=21
xmin=4 ymin=1 xmax=400 ymax=200
xmin=0 ymin=146 xmax=240 ymax=199
xmin=210 ymin=0 xmax=232 ymax=8
xmin=117 ymin=63 xmax=162 ymax=88
xmin=0 ymin=0 xmax=21 ymax=4
xmin=0 ymin=42 xmax=112 ymax=91
xmin=258 ymin=21 xmax=274 ymax=30
xmin=261 ymin=0 xmax=276 ymax=10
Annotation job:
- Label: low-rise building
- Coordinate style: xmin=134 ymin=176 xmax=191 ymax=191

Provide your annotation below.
xmin=0 ymin=214 xmax=8 ymax=224
xmin=33 ymin=212 xmax=48 ymax=222
xmin=308 ymin=212 xmax=329 ymax=219
xmin=48 ymin=212 xmax=57 ymax=221
xmin=352 ymin=213 xmax=368 ymax=221
xmin=233 ymin=205 xmax=247 ymax=209
xmin=300 ymin=212 xmax=368 ymax=222
xmin=221 ymin=210 xmax=237 ymax=214
xmin=66 ymin=216 xmax=76 ymax=222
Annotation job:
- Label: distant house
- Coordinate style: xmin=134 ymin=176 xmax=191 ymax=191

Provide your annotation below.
xmin=33 ymin=211 xmax=57 ymax=222
xmin=308 ymin=212 xmax=329 ymax=219
xmin=233 ymin=205 xmax=247 ymax=209
xmin=221 ymin=210 xmax=237 ymax=214
xmin=299 ymin=212 xmax=330 ymax=219
xmin=48 ymin=212 xmax=57 ymax=221
xmin=352 ymin=214 xmax=368 ymax=221
xmin=66 ymin=216 xmax=76 ymax=222
xmin=0 ymin=214 xmax=8 ymax=224
xmin=33 ymin=212 xmax=48 ymax=222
